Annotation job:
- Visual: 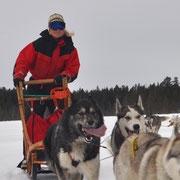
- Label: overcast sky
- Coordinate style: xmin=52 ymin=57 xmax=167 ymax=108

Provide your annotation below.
xmin=1 ymin=0 xmax=180 ymax=91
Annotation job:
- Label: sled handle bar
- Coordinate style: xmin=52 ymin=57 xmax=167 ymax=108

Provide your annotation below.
xmin=24 ymin=78 xmax=54 ymax=85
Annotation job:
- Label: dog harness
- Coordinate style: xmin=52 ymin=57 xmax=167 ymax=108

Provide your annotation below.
xmin=131 ymin=137 xmax=138 ymax=158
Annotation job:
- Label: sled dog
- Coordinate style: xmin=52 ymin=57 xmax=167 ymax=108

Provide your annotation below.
xmin=168 ymin=115 xmax=180 ymax=129
xmin=43 ymin=96 xmax=107 ymax=180
xmin=145 ymin=114 xmax=168 ymax=133
xmin=114 ymin=120 xmax=180 ymax=180
xmin=110 ymin=95 xmax=146 ymax=156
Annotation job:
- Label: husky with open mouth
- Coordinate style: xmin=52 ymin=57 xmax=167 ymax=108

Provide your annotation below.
xmin=145 ymin=114 xmax=168 ymax=133
xmin=114 ymin=116 xmax=180 ymax=180
xmin=43 ymin=96 xmax=107 ymax=180
xmin=110 ymin=95 xmax=145 ymax=157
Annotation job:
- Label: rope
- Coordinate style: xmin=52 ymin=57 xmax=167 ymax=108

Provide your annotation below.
xmin=100 ymin=155 xmax=113 ymax=161
xmin=101 ymin=134 xmax=111 ymax=144
xmin=100 ymin=136 xmax=114 ymax=161
xmin=100 ymin=145 xmax=108 ymax=149
xmin=99 ymin=134 xmax=115 ymax=161
xmin=161 ymin=123 xmax=175 ymax=128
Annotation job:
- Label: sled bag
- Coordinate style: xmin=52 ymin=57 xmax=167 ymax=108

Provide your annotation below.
xmin=26 ymin=110 xmax=61 ymax=143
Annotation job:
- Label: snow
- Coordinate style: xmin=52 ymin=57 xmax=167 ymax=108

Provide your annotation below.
xmin=0 ymin=115 xmax=175 ymax=180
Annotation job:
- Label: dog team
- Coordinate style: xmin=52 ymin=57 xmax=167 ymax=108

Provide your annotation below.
xmin=43 ymin=95 xmax=180 ymax=180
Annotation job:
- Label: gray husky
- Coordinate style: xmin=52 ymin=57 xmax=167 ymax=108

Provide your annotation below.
xmin=110 ymin=95 xmax=146 ymax=157
xmin=114 ymin=117 xmax=180 ymax=180
xmin=145 ymin=114 xmax=168 ymax=133
xmin=43 ymin=96 xmax=107 ymax=180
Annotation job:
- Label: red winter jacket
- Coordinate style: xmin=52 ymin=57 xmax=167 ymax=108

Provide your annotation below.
xmin=13 ymin=29 xmax=80 ymax=83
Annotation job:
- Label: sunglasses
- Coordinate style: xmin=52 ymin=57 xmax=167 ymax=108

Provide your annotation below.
xmin=50 ymin=21 xmax=65 ymax=30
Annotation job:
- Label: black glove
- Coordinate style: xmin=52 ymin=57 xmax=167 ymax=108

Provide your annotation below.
xmin=54 ymin=75 xmax=66 ymax=87
xmin=13 ymin=78 xmax=24 ymax=87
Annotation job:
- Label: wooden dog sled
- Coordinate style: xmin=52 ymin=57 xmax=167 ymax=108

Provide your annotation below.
xmin=16 ymin=78 xmax=71 ymax=179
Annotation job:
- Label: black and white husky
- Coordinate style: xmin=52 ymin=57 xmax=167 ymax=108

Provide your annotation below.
xmin=43 ymin=96 xmax=107 ymax=180
xmin=110 ymin=95 xmax=146 ymax=156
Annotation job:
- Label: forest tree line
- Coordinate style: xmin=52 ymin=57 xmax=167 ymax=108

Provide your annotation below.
xmin=1 ymin=76 xmax=180 ymax=121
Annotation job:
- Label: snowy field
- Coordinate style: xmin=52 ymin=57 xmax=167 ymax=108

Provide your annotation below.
xmin=0 ymin=115 xmax=175 ymax=180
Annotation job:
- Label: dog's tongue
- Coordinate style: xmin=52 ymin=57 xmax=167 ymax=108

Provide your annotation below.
xmin=84 ymin=124 xmax=107 ymax=137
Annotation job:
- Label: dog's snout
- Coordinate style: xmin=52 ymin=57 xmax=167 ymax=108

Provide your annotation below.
xmin=88 ymin=120 xmax=94 ymax=126
xmin=133 ymin=124 xmax=140 ymax=131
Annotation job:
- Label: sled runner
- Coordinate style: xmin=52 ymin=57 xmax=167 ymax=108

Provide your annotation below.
xmin=16 ymin=78 xmax=71 ymax=179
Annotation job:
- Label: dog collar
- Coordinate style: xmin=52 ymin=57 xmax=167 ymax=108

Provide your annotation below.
xmin=68 ymin=152 xmax=80 ymax=167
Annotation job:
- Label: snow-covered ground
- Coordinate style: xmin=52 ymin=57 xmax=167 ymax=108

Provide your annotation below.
xmin=0 ymin=115 xmax=175 ymax=180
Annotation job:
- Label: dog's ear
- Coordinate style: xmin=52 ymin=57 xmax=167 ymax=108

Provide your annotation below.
xmin=88 ymin=95 xmax=103 ymax=116
xmin=88 ymin=95 xmax=98 ymax=107
xmin=137 ymin=95 xmax=144 ymax=111
xmin=115 ymin=98 xmax=122 ymax=115
xmin=70 ymin=94 xmax=78 ymax=105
